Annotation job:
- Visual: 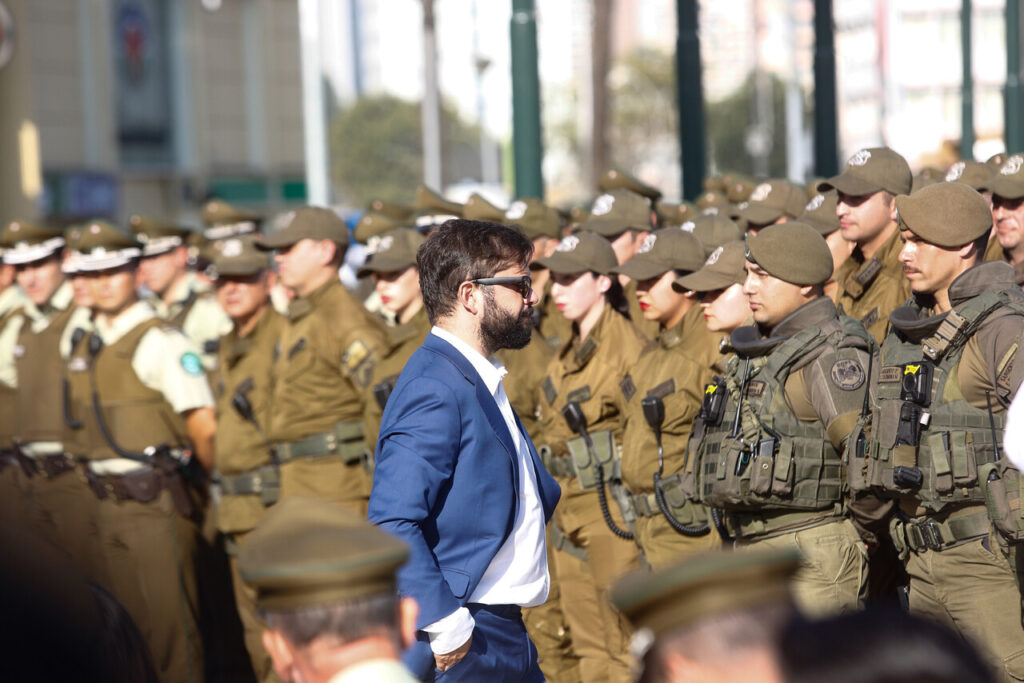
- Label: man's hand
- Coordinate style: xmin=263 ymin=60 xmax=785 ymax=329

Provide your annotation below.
xmin=434 ymin=635 xmax=472 ymax=672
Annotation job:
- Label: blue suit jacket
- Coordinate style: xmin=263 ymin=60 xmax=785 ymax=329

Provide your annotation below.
xmin=368 ymin=333 xmax=560 ymax=676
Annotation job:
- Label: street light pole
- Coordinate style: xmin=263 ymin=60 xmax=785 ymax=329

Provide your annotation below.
xmin=421 ymin=0 xmax=443 ymax=190
xmin=510 ymin=0 xmax=544 ymax=199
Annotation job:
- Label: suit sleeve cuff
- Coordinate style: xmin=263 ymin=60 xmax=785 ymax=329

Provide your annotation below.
xmin=422 ymin=607 xmax=475 ymax=655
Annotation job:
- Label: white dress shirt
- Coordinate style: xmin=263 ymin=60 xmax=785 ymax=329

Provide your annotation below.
xmin=423 ymin=326 xmax=549 ymax=654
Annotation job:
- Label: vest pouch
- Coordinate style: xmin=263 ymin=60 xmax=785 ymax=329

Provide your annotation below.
xmin=121 ymin=467 xmax=162 ymax=504
xmin=749 ymin=437 xmax=777 ymax=496
xmin=846 ymin=424 xmax=870 ymax=494
xmin=711 ymin=440 xmax=749 ymax=506
xmin=980 ymin=462 xmax=1024 ymax=542
xmin=770 ymin=438 xmax=795 ymax=497
xmin=925 ymin=431 xmax=954 ymax=495
xmin=567 ymin=430 xmax=617 ymax=490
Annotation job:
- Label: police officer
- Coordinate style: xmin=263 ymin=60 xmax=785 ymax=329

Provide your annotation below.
xmin=131 ymin=215 xmax=232 ymax=369
xmin=0 ymin=221 xmax=99 ymax=580
xmin=66 ymin=220 xmax=217 ymax=683
xmin=611 ymin=228 xmax=723 ymax=570
xmin=256 ymin=207 xmax=386 ymax=515
xmin=577 ymin=188 xmax=659 ymax=339
xmin=239 ymin=497 xmax=418 ymax=683
xmin=357 ymin=228 xmax=429 ymax=449
xmin=533 ymin=231 xmax=647 ymax=683
xmin=736 ymin=179 xmax=807 ymax=234
xmin=860 ymin=182 xmax=1024 ymax=679
xmin=981 ymin=153 xmax=1024 ymax=284
xmin=686 ymin=213 xmax=744 ymax=259
xmin=819 ymin=147 xmax=914 ymax=343
xmin=208 ymin=235 xmax=288 ymax=683
xmin=799 ymin=190 xmax=853 ymax=301
xmin=692 ymin=222 xmax=873 ymax=616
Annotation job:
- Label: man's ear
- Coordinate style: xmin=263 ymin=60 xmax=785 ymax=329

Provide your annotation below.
xmin=317 ymin=239 xmax=338 ymax=268
xmin=457 ymin=280 xmax=481 ymax=315
xmin=888 ymin=194 xmax=899 ymax=222
xmin=263 ymin=629 xmax=296 ymax=681
xmin=399 ymin=597 xmax=420 ymax=650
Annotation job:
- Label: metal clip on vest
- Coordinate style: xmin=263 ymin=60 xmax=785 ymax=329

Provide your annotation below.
xmin=562 ymin=401 xmax=633 ymax=540
xmin=643 ymin=396 xmax=709 ymax=537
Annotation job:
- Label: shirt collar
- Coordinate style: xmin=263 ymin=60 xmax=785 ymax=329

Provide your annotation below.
xmin=95 ymin=300 xmax=157 ymax=346
xmin=430 ymin=325 xmax=507 ymax=394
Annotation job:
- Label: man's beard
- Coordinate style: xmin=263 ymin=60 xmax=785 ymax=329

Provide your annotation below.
xmin=479 ymin=290 xmax=533 ymax=352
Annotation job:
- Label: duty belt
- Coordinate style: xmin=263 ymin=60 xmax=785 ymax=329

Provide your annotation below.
xmin=891 ymin=508 xmax=990 ymax=553
xmin=727 ymin=505 xmax=845 ymax=541
xmin=630 ymin=491 xmax=660 ymax=518
xmin=6 ymin=449 xmax=77 ymax=479
xmin=549 ymin=521 xmax=587 ymax=561
xmin=218 ymin=465 xmax=281 ymax=507
xmin=274 ymin=421 xmax=367 ymax=465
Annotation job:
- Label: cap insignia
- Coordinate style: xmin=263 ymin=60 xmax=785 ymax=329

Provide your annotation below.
xmin=506 ymin=200 xmax=527 ymax=220
xmin=681 ymin=220 xmax=696 ymax=232
xmin=637 ymin=234 xmax=656 ymax=254
xmin=848 ymin=149 xmax=871 ymax=167
xmin=591 ymin=193 xmax=615 ymax=216
xmin=221 ymin=238 xmax=243 ymax=257
xmin=945 ymin=161 xmax=965 ymax=181
xmin=750 ymin=183 xmax=772 ymax=202
xmin=1002 ymin=155 xmax=1023 ymax=176
xmin=556 ymin=235 xmax=580 ymax=252
xmin=805 ymin=194 xmax=825 ymax=211
xmin=706 ymin=246 xmax=724 ymax=265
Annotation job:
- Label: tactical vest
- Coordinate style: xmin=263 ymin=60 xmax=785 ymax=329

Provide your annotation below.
xmin=697 ymin=317 xmax=871 ymax=512
xmin=13 ymin=306 xmax=76 ymax=444
xmin=863 ymin=290 xmax=1024 ymax=513
xmin=65 ymin=318 xmax=188 ymax=460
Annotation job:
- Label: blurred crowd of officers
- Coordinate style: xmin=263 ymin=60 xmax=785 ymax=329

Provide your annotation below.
xmin=2 ymin=144 xmax=1024 ymax=683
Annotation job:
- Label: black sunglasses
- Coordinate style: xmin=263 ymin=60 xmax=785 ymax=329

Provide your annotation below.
xmin=467 ymin=275 xmax=533 ymax=300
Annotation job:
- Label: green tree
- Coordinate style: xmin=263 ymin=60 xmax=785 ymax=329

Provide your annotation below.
xmin=706 ymin=71 xmax=794 ymax=178
xmin=608 ymin=47 xmax=679 ymax=171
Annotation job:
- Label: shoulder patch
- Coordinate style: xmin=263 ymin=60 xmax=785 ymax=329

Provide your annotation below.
xmin=860 ymin=307 xmax=879 ymax=330
xmin=647 ymin=378 xmax=676 ymax=400
xmin=343 ymin=340 xmax=370 ymax=370
xmin=620 ymin=374 xmax=637 ymax=402
xmin=996 ymin=342 xmax=1019 ymax=397
xmin=566 ymin=385 xmax=592 ymax=404
xmin=830 ymin=358 xmax=865 ymax=391
xmin=542 ymin=376 xmax=558 ymax=405
xmin=854 ymin=259 xmax=883 ymax=288
xmin=180 ymin=352 xmax=204 ymax=376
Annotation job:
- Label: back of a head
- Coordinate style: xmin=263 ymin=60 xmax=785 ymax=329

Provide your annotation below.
xmin=779 ymin=608 xmax=994 ymax=683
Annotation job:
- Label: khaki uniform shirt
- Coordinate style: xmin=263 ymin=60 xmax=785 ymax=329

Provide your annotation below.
xmin=497 ymin=323 xmax=556 ymax=442
xmin=982 ymin=238 xmax=1024 ymax=286
xmin=618 ymin=305 xmax=725 ymax=494
xmin=149 ymin=272 xmax=233 ymax=370
xmin=362 ymin=307 xmax=431 ymax=450
xmin=833 ymin=229 xmax=911 ymax=343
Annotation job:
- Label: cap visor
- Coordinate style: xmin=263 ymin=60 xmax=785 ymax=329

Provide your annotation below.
xmin=984 ymin=178 xmax=1024 ymax=200
xmin=738 ymin=205 xmax=785 ymax=226
xmin=801 ymin=215 xmax=839 ymax=236
xmin=673 ymin=269 xmax=740 ymax=293
xmin=256 ymin=230 xmax=301 ymax=250
xmin=356 ymin=256 xmax=415 ymax=278
xmin=534 ymin=252 xmax=590 ymax=275
xmin=611 ymin=256 xmax=670 ymax=281
xmin=817 ymin=173 xmax=880 ymax=197
xmin=579 ymin=217 xmax=632 ymax=237
xmin=214 ymin=262 xmax=267 ymax=277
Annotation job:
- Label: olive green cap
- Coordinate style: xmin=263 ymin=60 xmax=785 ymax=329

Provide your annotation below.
xmin=655 ymin=200 xmax=696 ymax=227
xmin=695 ymin=190 xmax=727 ymax=211
xmin=73 ymin=220 xmax=143 ymax=272
xmin=818 ymin=147 xmax=912 ymax=197
xmin=805 ymin=178 xmax=826 ymax=201
xmin=0 ymin=220 xmax=65 ymax=265
xmin=987 ymin=152 xmax=1008 ymax=168
xmin=366 ymin=198 xmax=414 ymax=222
xmin=578 ymin=189 xmax=652 ymax=236
xmin=462 ymin=193 xmax=507 ymax=222
xmin=611 ymin=228 xmax=705 ymax=281
xmin=725 ymin=176 xmax=755 ymax=203
xmin=684 ymin=214 xmax=743 ymax=257
xmin=982 ymin=153 xmax=1024 ymax=200
xmin=703 ymin=175 xmax=726 ymax=193
xmin=201 ymin=199 xmax=262 ymax=240
xmin=412 ymin=186 xmax=463 ymax=229
xmin=945 ymin=160 xmax=996 ymax=190
xmin=505 ymin=198 xmax=561 ymax=240
xmin=357 ymin=228 xmax=426 ymax=277
xmin=674 ymin=240 xmax=748 ymax=292
xmin=745 ymin=221 xmax=833 ymax=285
xmin=895 ymin=182 xmax=992 ymax=248
xmin=737 ymin=179 xmax=807 ymax=226
xmin=533 ymin=232 xmax=617 ymax=275
xmin=611 ymin=548 xmax=799 ymax=637
xmin=212 ymin=235 xmax=271 ymax=277
xmin=129 ymin=215 xmax=193 ymax=257
xmin=239 ymin=497 xmax=409 ymax=612
xmin=257 ymin=207 xmax=349 ymax=250
xmin=598 ymin=168 xmax=662 ymax=202
xmin=798 ymin=190 xmax=840 ymax=236
xmin=354 ymin=212 xmax=407 ymax=245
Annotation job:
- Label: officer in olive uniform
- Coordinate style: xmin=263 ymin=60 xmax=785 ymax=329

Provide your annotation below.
xmin=577 ymin=188 xmax=659 ymax=340
xmin=982 ymin=154 xmax=1024 ymax=285
xmin=858 ymin=182 xmax=1024 ymax=680
xmin=202 ymin=199 xmax=263 ymax=243
xmin=610 ymin=228 xmax=724 ymax=570
xmin=66 ymin=220 xmax=217 ymax=683
xmin=131 ymin=215 xmax=232 ymax=369
xmin=736 ymin=179 xmax=807 ymax=234
xmin=611 ymin=548 xmax=801 ymax=683
xmin=692 ymin=222 xmax=873 ymax=617
xmin=799 ymin=190 xmax=854 ymax=301
xmin=239 ymin=497 xmax=418 ymax=683
xmin=599 ymin=168 xmax=662 ymax=227
xmin=256 ymin=207 xmax=387 ymax=515
xmin=357 ymin=228 xmax=429 ymax=450
xmin=534 ymin=232 xmax=647 ymax=683
xmin=819 ymin=147 xmax=914 ymax=343
xmin=411 ymin=185 xmax=463 ymax=234
xmin=686 ymin=213 xmax=744 ymax=259
xmin=0 ymin=221 xmax=100 ymax=581
xmin=0 ymin=249 xmax=25 ymax=318
xmin=207 ymin=236 xmax=288 ymax=683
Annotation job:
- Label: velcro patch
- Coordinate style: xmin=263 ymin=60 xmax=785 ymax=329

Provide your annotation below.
xmin=854 ymin=259 xmax=883 ymax=288
xmin=860 ymin=307 xmax=879 ymax=330
xmin=287 ymin=338 xmax=307 ymax=360
xmin=996 ymin=342 xmax=1019 ymax=396
xmin=879 ymin=366 xmax=903 ymax=383
xmin=620 ymin=374 xmax=637 ymax=402
xmin=744 ymin=380 xmax=766 ymax=398
xmin=830 ymin=358 xmax=866 ymax=391
xmin=567 ymin=385 xmax=592 ymax=404
xmin=542 ymin=376 xmax=557 ymax=405
xmin=647 ymin=379 xmax=676 ymax=400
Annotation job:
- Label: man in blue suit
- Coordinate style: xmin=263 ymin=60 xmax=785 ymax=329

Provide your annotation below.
xmin=369 ymin=219 xmax=561 ymax=682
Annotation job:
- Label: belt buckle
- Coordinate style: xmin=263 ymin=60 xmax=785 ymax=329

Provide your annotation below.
xmin=921 ymin=520 xmax=944 ymax=550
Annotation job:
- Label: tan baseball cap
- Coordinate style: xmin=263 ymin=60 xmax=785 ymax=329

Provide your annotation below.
xmin=73 ymin=220 xmax=144 ymax=272
xmin=983 ymin=154 xmax=1024 ymax=200
xmin=798 ymin=190 xmax=840 ymax=236
xmin=578 ymin=190 xmax=652 ymax=236
xmin=533 ymin=232 xmax=618 ymax=275
xmin=598 ymin=168 xmax=662 ymax=203
xmin=611 ymin=228 xmax=705 ymax=281
xmin=354 ymin=212 xmax=407 ymax=245
xmin=366 ymin=198 xmax=414 ymax=222
xmin=201 ymin=199 xmax=262 ymax=240
xmin=745 ymin=222 xmax=833 ymax=285
xmin=818 ymin=147 xmax=912 ymax=197
xmin=673 ymin=240 xmax=747 ymax=293
xmin=895 ymin=182 xmax=992 ymax=248
xmin=945 ymin=160 xmax=997 ymax=191
xmin=684 ymin=214 xmax=743 ymax=257
xmin=462 ymin=193 xmax=507 ymax=222
xmin=357 ymin=228 xmax=426 ymax=277
xmin=505 ymin=198 xmax=561 ymax=240
xmin=256 ymin=207 xmax=349 ymax=250
xmin=412 ymin=186 xmax=463 ymax=230
xmin=655 ymin=200 xmax=697 ymax=228
xmin=129 ymin=215 xmax=194 ymax=257
xmin=212 ymin=235 xmax=271 ymax=277
xmin=737 ymin=179 xmax=807 ymax=226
